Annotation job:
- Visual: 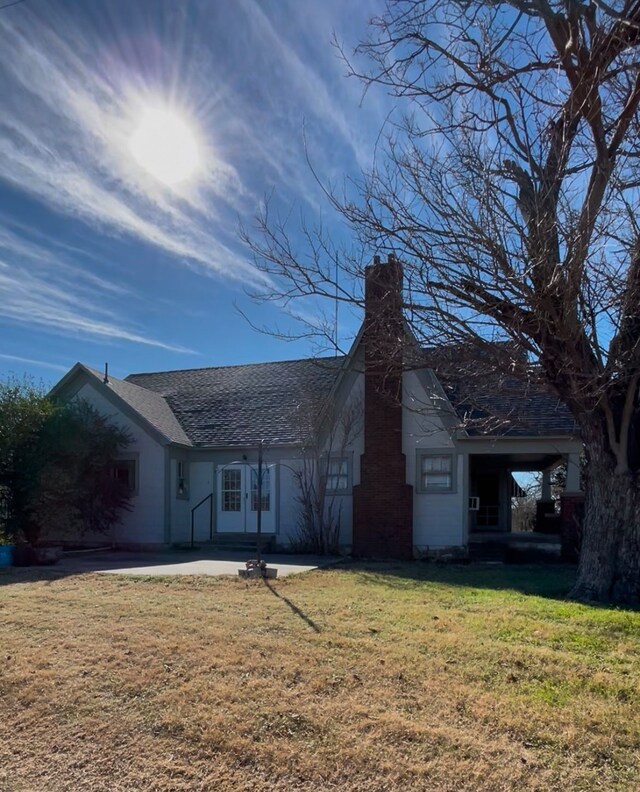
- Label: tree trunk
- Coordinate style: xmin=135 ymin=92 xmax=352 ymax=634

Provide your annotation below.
xmin=569 ymin=449 xmax=640 ymax=604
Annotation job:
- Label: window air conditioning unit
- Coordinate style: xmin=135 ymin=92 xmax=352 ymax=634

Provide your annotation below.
xmin=468 ymin=496 xmax=480 ymax=511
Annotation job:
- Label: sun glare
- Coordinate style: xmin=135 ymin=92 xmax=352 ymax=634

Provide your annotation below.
xmin=129 ymin=106 xmax=200 ymax=186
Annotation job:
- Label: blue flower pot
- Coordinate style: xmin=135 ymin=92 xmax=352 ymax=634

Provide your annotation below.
xmin=0 ymin=545 xmax=14 ymax=567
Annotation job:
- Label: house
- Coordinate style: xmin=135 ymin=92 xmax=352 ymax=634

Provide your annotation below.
xmin=50 ymin=256 xmax=584 ymax=556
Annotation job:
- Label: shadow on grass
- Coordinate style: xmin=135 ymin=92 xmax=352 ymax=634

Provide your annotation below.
xmin=0 ymin=549 xmax=201 ymax=587
xmin=321 ymin=560 xmax=585 ymax=602
xmin=0 ymin=566 xmax=75 ymax=586
xmin=328 ymin=560 xmax=638 ymax=611
xmin=262 ymin=577 xmax=321 ymax=633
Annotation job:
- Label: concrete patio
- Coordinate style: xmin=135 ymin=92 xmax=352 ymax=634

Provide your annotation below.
xmin=42 ymin=549 xmax=342 ymax=578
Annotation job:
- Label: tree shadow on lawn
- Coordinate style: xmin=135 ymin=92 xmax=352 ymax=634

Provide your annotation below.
xmin=324 ymin=560 xmax=640 ymax=610
xmin=261 ymin=577 xmax=321 ymax=633
xmin=0 ymin=566 xmax=73 ymax=587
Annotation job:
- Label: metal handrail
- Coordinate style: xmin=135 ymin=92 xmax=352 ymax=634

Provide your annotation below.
xmin=190 ymin=493 xmax=213 ymax=548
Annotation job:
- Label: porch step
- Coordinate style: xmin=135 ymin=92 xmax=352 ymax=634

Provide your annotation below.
xmin=203 ymin=533 xmax=276 ymax=553
xmin=469 ymin=542 xmax=507 ymax=563
xmin=505 ymin=541 xmax=562 ymax=563
xmin=469 ymin=538 xmax=562 ymax=564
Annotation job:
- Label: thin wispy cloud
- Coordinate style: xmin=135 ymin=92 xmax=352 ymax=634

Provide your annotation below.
xmin=0 ymin=1 xmax=386 ymax=263
xmin=0 ymin=3 xmax=262 ymax=284
xmin=0 ymin=262 xmax=195 ymax=353
xmin=0 ymin=222 xmax=130 ymax=297
xmin=0 ymin=0 xmax=392 ymax=375
xmin=236 ymin=0 xmax=380 ymax=176
xmin=0 ymin=353 xmax=68 ymax=373
xmin=0 ymin=228 xmax=196 ymax=355
xmin=0 ymin=219 xmax=194 ymax=353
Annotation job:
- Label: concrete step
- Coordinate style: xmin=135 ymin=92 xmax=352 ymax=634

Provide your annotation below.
xmin=470 ymin=531 xmax=561 ymax=544
xmin=469 ymin=538 xmax=562 ymax=564
xmin=469 ymin=542 xmax=506 ymax=563
xmin=203 ymin=534 xmax=276 ymax=553
xmin=505 ymin=542 xmax=561 ymax=563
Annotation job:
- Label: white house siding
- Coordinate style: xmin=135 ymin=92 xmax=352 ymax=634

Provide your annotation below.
xmin=276 ymin=458 xmax=302 ymax=546
xmin=73 ymin=380 xmax=167 ymax=546
xmin=402 ymin=370 xmax=466 ymax=551
xmin=323 ymin=369 xmax=365 ymax=549
xmin=275 ymin=457 xmax=354 ymax=549
xmin=169 ymin=457 xmax=191 ymax=544
xmin=188 ymin=460 xmax=214 ymax=543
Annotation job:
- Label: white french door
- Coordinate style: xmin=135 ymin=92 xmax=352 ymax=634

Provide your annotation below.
xmin=216 ymin=464 xmax=276 ymax=533
xmin=217 ymin=465 xmax=245 ymax=533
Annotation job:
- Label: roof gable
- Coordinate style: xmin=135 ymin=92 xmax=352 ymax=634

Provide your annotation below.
xmin=51 ymin=364 xmax=192 ymax=446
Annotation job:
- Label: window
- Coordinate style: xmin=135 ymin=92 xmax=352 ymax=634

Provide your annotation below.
xmin=112 ymin=459 xmax=137 ymax=494
xmin=221 ymin=468 xmax=242 ymax=512
xmin=251 ymin=467 xmax=271 ymax=512
xmin=419 ymin=454 xmax=455 ymax=492
xmin=326 ymin=458 xmax=349 ymax=492
xmin=176 ymin=460 xmax=189 ymax=499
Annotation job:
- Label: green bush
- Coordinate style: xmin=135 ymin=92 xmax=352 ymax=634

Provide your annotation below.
xmin=0 ymin=378 xmax=132 ymax=546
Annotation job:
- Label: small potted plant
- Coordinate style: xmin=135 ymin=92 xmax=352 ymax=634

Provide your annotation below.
xmin=239 ymin=558 xmax=278 ymax=579
xmin=19 ymin=518 xmax=62 ymax=566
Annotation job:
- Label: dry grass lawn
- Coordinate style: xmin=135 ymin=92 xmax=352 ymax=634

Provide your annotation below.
xmin=0 ymin=562 xmax=638 ymax=791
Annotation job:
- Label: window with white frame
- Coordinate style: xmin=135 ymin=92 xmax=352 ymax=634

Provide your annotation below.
xmin=419 ymin=454 xmax=455 ymax=492
xmin=176 ymin=460 xmax=189 ymax=499
xmin=325 ymin=457 xmax=349 ymax=492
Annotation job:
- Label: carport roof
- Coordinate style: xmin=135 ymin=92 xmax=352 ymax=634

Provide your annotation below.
xmin=422 ymin=346 xmax=578 ymax=438
xmin=444 ymin=376 xmax=578 ymax=437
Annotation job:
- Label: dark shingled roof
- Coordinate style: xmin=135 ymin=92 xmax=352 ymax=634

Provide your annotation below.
xmin=84 ymin=366 xmax=192 ymax=445
xmin=422 ymin=346 xmax=578 ymax=437
xmin=443 ymin=377 xmax=578 ymax=437
xmin=125 ymin=357 xmax=345 ymax=447
xmin=114 ymin=345 xmax=577 ymax=447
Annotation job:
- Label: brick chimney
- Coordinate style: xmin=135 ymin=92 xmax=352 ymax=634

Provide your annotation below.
xmin=352 ymin=255 xmax=414 ymax=559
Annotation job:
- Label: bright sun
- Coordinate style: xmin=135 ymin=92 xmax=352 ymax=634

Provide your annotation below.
xmin=129 ymin=106 xmax=200 ymax=186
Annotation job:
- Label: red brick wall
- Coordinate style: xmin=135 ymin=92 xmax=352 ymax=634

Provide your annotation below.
xmin=352 ymin=256 xmax=414 ymax=559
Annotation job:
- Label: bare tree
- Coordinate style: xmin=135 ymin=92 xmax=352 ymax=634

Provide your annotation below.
xmin=245 ymin=1 xmax=640 ymax=603
xmin=512 ymin=474 xmax=541 ymax=533
xmin=293 ymin=390 xmax=362 ymax=555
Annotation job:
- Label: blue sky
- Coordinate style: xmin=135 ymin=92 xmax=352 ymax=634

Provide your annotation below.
xmin=0 ymin=0 xmax=390 ymax=386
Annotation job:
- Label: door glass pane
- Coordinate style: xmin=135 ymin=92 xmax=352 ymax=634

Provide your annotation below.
xmin=251 ymin=467 xmax=270 ymax=512
xmin=221 ymin=468 xmax=242 ymax=512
